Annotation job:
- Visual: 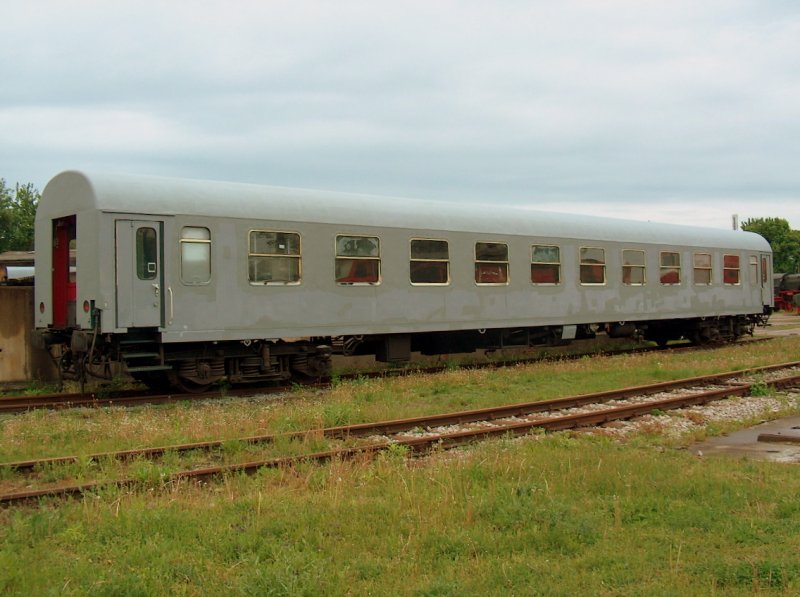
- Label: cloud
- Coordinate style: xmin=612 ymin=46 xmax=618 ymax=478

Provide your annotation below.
xmin=0 ymin=0 xmax=798 ymax=230
xmin=0 ymin=107 xmax=190 ymax=152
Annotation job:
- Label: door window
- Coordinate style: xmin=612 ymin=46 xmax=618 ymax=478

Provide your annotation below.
xmin=136 ymin=227 xmax=158 ymax=280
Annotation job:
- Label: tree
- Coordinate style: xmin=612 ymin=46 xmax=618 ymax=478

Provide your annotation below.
xmin=741 ymin=217 xmax=800 ymax=273
xmin=0 ymin=179 xmax=16 ymax=253
xmin=0 ymin=178 xmax=40 ymax=253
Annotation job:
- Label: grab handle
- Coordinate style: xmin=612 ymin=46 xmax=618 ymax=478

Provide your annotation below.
xmin=167 ymin=286 xmax=174 ymax=326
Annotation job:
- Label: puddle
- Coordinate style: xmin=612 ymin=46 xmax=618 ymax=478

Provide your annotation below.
xmin=689 ymin=416 xmax=800 ymax=463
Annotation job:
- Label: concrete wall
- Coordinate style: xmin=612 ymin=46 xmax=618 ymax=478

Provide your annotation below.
xmin=0 ymin=286 xmax=58 ymax=383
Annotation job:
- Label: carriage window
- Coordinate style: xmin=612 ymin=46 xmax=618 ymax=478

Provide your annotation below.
xmin=723 ymin=254 xmax=740 ymax=285
xmin=749 ymin=255 xmax=758 ymax=285
xmin=136 ymin=227 xmax=157 ymax=281
xmin=622 ymin=250 xmax=646 ymax=285
xmin=693 ymin=252 xmax=712 ymax=285
xmin=660 ymin=251 xmax=681 ymax=285
xmin=336 ymin=235 xmax=380 ymax=285
xmin=248 ymin=230 xmax=301 ymax=285
xmin=580 ymin=247 xmax=605 ymax=285
xmin=475 ymin=242 xmax=509 ymax=284
xmin=181 ymin=227 xmax=211 ymax=285
xmin=410 ymin=239 xmax=450 ymax=285
xmin=531 ymin=245 xmax=560 ymax=284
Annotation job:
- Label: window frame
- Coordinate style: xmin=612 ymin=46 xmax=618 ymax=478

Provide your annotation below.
xmin=693 ymin=251 xmax=713 ymax=286
xmin=409 ymin=238 xmax=450 ymax=286
xmin=531 ymin=244 xmax=561 ymax=285
xmin=334 ymin=234 xmax=381 ymax=286
xmin=579 ymin=246 xmax=606 ymax=285
xmin=659 ymin=251 xmax=681 ymax=285
xmin=474 ymin=241 xmax=510 ymax=286
xmin=749 ymin=255 xmax=758 ymax=285
xmin=247 ymin=229 xmax=302 ymax=286
xmin=180 ymin=226 xmax=211 ymax=286
xmin=622 ymin=249 xmax=646 ymax=286
xmin=723 ymin=254 xmax=741 ymax=285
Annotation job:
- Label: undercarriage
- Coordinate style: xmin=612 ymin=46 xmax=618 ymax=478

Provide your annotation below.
xmin=42 ymin=312 xmax=770 ymax=392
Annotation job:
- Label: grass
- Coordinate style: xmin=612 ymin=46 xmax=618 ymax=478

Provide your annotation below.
xmin=0 ymin=381 xmax=62 ymax=397
xmin=2 ymin=437 xmax=800 ymax=594
xmin=1 ymin=335 xmax=800 ymax=594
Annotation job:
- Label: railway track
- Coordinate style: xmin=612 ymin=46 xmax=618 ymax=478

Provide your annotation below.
xmin=0 ymin=383 xmax=297 ymax=414
xmin=0 ymin=337 xmax=771 ymax=414
xmin=3 ymin=360 xmax=799 ymax=506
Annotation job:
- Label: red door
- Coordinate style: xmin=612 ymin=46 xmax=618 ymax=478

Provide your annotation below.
xmin=52 ymin=215 xmax=76 ymax=328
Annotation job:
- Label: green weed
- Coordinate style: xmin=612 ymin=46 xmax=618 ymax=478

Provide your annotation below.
xmin=95 ymin=376 xmax=134 ymax=398
xmin=749 ymin=379 xmax=771 ymax=396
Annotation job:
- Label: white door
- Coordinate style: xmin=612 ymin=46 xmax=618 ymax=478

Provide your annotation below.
xmin=116 ymin=220 xmax=163 ymax=328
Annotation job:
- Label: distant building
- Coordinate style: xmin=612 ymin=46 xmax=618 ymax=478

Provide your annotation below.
xmin=0 ymin=251 xmax=58 ymax=383
xmin=0 ymin=251 xmax=35 ymax=285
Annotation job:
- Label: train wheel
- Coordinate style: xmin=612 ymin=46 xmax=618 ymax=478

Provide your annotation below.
xmin=690 ymin=326 xmax=722 ymax=346
xmin=168 ymin=372 xmax=214 ymax=393
xmin=169 ymin=359 xmax=224 ymax=393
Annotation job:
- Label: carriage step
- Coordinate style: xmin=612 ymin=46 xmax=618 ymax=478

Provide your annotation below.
xmin=122 ymin=352 xmax=161 ymax=360
xmin=125 ymin=365 xmax=173 ymax=373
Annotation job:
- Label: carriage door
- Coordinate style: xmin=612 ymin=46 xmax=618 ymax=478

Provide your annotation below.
xmin=760 ymin=253 xmax=773 ymax=307
xmin=116 ymin=220 xmax=164 ymax=328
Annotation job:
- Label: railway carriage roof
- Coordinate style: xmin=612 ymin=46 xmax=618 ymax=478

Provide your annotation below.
xmin=39 ymin=170 xmax=770 ymax=251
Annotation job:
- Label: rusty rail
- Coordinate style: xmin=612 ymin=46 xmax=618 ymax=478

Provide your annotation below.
xmin=0 ymin=383 xmax=310 ymax=414
xmin=2 ymin=364 xmax=799 ymax=506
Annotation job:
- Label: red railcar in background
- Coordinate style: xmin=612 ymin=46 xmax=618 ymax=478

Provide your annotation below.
xmin=773 ymin=273 xmax=800 ymax=312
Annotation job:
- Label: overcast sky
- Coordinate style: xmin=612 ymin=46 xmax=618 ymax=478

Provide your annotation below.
xmin=2 ymin=1 xmax=799 ymax=229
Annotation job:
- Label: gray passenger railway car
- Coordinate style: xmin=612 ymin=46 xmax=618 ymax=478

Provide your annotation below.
xmin=35 ymin=171 xmax=773 ymax=390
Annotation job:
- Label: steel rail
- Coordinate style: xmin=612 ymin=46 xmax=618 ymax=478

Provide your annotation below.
xmin=3 ymin=361 xmax=798 ymax=473
xmin=0 ymin=383 xmax=307 ymax=414
xmin=3 ymin=370 xmax=799 ymax=506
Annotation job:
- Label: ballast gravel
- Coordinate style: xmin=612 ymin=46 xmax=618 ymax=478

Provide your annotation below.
xmin=395 ymin=388 xmax=800 ymax=465
xmin=585 ymin=391 xmax=800 ymax=440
